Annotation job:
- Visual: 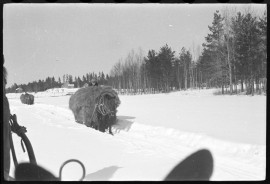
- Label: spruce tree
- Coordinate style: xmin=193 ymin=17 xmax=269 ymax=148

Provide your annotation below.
xmin=158 ymin=44 xmax=175 ymax=92
xmin=202 ymin=10 xmax=226 ymax=92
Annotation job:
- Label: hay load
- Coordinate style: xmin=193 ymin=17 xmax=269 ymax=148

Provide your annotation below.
xmin=69 ymin=86 xmax=120 ymax=135
xmin=20 ymin=93 xmax=34 ymax=105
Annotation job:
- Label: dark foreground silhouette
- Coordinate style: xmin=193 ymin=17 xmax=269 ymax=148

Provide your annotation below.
xmin=164 ymin=149 xmax=213 ymax=181
xmin=14 ymin=149 xmax=213 ymax=181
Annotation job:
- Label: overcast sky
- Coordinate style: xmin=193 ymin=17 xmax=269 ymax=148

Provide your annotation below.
xmin=3 ymin=4 xmax=266 ymax=87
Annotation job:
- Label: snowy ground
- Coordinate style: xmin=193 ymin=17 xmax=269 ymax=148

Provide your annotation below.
xmin=6 ymin=88 xmax=266 ymax=181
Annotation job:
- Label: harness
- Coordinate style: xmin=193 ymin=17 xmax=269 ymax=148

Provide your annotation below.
xmin=6 ymin=88 xmax=118 ymax=180
xmin=9 ymin=114 xmax=37 ymax=167
xmin=8 ymin=114 xmax=86 ymax=181
xmin=96 ymin=93 xmax=115 ymax=116
xmin=88 ymin=91 xmax=117 ymax=125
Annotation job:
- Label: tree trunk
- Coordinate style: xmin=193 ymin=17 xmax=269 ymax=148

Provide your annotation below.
xmin=226 ymin=38 xmax=233 ymax=95
xmin=234 ymin=73 xmax=237 ymax=94
xmin=229 ymin=67 xmax=233 ymax=95
xmin=264 ymin=78 xmax=267 ymax=93
xmin=255 ymin=78 xmax=259 ymax=94
xmin=241 ymin=79 xmax=244 ymax=92
xmin=251 ymin=77 xmax=254 ymax=96
xmin=221 ymin=78 xmax=224 ymax=94
xmin=185 ymin=68 xmax=188 ymax=90
xmin=245 ymin=80 xmax=249 ymax=95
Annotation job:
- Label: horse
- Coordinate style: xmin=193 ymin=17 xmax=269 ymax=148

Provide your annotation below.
xmin=95 ymin=94 xmax=118 ymax=134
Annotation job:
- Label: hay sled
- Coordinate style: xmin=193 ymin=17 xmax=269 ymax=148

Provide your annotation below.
xmin=20 ymin=93 xmax=34 ymax=105
xmin=69 ymin=86 xmax=120 ymax=135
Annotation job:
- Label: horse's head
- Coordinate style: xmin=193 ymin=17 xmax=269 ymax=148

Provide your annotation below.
xmin=102 ymin=95 xmax=117 ymax=114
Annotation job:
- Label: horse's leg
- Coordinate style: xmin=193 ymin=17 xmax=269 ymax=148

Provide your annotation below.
xmin=100 ymin=115 xmax=108 ymax=133
xmin=97 ymin=121 xmax=101 ymax=131
xmin=110 ymin=114 xmax=116 ymax=135
xmin=94 ymin=122 xmax=99 ymax=130
xmin=109 ymin=125 xmax=113 ymax=135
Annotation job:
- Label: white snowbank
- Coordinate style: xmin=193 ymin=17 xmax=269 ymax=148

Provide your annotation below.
xmin=6 ymin=88 xmax=80 ymax=99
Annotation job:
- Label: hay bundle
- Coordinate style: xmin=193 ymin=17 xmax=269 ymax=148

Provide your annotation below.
xmin=69 ymin=86 xmax=120 ymax=134
xmin=20 ymin=93 xmax=34 ymax=105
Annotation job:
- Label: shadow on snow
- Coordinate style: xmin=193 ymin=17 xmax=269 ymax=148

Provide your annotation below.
xmin=112 ymin=115 xmax=135 ymax=134
xmin=84 ymin=166 xmax=122 ymax=181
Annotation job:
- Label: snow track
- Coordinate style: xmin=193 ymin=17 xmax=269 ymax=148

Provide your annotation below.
xmin=6 ymin=90 xmax=266 ymax=181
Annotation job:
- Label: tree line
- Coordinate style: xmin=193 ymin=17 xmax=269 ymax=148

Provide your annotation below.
xmin=6 ymin=8 xmax=267 ymax=95
xmin=6 ymin=72 xmax=110 ymax=93
xmin=109 ymin=8 xmax=267 ymax=95
xmin=109 ymin=45 xmax=200 ymax=94
xmin=198 ymin=8 xmax=267 ymax=95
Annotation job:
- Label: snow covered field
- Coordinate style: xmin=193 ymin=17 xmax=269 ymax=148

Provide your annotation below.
xmin=6 ymin=88 xmax=266 ymax=181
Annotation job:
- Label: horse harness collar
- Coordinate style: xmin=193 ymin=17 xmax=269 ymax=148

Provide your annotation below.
xmin=84 ymin=92 xmax=116 ymax=125
xmin=8 ymin=114 xmax=86 ymax=181
xmin=96 ymin=94 xmax=115 ymax=116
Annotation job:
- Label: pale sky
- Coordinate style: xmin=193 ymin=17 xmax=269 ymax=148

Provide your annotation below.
xmin=3 ymin=4 xmax=266 ymax=87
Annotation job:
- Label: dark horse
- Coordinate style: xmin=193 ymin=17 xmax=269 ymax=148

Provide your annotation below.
xmin=3 ymin=63 xmax=11 ymax=180
xmin=95 ymin=94 xmax=118 ymax=134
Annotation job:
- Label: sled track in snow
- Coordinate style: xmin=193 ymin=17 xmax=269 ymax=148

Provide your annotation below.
xmin=8 ymin=98 xmax=266 ymax=180
xmin=112 ymin=120 xmax=265 ymax=180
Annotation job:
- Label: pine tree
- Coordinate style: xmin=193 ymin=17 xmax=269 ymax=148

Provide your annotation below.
xmin=144 ymin=49 xmax=160 ymax=91
xmin=158 ymin=44 xmax=175 ymax=92
xmin=58 ymin=77 xmax=61 ymax=86
xmin=63 ymin=74 xmax=66 ymax=84
xmin=74 ymin=76 xmax=78 ymax=88
xmin=202 ymin=10 xmax=226 ymax=93
xmin=232 ymin=12 xmax=262 ymax=95
xmin=82 ymin=75 xmax=87 ymax=84
xmin=86 ymin=73 xmax=90 ymax=82
xmin=222 ymin=7 xmax=236 ymax=94
xmin=179 ymin=47 xmax=192 ymax=90
xmin=232 ymin=12 xmax=245 ymax=92
xmin=77 ymin=77 xmax=82 ymax=88
xmin=258 ymin=10 xmax=267 ymax=93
